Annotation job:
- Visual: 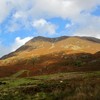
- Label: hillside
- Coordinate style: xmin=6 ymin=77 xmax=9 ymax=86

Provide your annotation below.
xmin=0 ymin=36 xmax=100 ymax=77
xmin=1 ymin=36 xmax=100 ymax=59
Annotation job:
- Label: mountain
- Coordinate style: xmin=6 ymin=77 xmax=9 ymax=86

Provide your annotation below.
xmin=0 ymin=36 xmax=100 ymax=77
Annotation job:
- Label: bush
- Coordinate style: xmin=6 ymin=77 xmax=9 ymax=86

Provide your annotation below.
xmin=26 ymin=57 xmax=39 ymax=66
xmin=74 ymin=60 xmax=85 ymax=67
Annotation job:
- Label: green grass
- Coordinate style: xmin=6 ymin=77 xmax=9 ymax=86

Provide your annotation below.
xmin=11 ymin=70 xmax=30 ymax=78
xmin=0 ymin=71 xmax=100 ymax=100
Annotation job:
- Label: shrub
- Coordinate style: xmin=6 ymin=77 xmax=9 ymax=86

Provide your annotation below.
xmin=74 ymin=60 xmax=85 ymax=67
xmin=26 ymin=57 xmax=39 ymax=66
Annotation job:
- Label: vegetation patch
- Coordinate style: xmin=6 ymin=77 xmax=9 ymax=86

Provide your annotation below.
xmin=0 ymin=71 xmax=100 ymax=100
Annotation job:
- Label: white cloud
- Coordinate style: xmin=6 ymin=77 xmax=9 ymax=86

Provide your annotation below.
xmin=0 ymin=0 xmax=11 ymax=23
xmin=0 ymin=0 xmax=100 ymax=23
xmin=13 ymin=12 xmax=23 ymax=19
xmin=65 ymin=23 xmax=74 ymax=29
xmin=0 ymin=37 xmax=32 ymax=57
xmin=7 ymin=0 xmax=100 ymax=19
xmin=11 ymin=37 xmax=32 ymax=51
xmin=0 ymin=0 xmax=100 ymax=37
xmin=32 ymin=19 xmax=57 ymax=35
xmin=73 ymin=14 xmax=100 ymax=38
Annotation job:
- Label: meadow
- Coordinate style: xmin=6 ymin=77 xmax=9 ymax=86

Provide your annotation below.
xmin=0 ymin=71 xmax=100 ymax=100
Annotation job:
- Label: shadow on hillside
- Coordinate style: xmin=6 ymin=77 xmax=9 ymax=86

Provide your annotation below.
xmin=0 ymin=51 xmax=100 ymax=77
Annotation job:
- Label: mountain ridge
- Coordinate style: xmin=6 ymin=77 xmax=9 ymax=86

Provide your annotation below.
xmin=0 ymin=36 xmax=100 ymax=77
xmin=1 ymin=36 xmax=100 ymax=60
xmin=26 ymin=36 xmax=100 ymax=44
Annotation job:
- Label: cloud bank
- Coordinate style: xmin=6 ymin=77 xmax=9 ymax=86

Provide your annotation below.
xmin=0 ymin=0 xmax=100 ymax=37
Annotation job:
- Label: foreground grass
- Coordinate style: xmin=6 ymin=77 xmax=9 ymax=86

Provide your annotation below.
xmin=0 ymin=71 xmax=100 ymax=100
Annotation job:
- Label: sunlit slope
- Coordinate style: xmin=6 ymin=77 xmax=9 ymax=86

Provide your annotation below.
xmin=0 ymin=36 xmax=100 ymax=77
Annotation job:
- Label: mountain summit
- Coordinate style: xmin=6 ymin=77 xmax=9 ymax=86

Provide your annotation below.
xmin=1 ymin=36 xmax=100 ymax=59
xmin=0 ymin=36 xmax=100 ymax=77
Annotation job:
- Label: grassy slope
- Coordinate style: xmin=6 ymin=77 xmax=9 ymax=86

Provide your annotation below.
xmin=0 ymin=71 xmax=100 ymax=100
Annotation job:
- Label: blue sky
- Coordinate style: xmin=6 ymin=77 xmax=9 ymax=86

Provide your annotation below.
xmin=0 ymin=0 xmax=100 ymax=57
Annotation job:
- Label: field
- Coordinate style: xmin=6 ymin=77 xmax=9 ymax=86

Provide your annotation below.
xmin=0 ymin=71 xmax=100 ymax=100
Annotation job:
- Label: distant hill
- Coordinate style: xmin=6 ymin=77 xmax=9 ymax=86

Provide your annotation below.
xmin=0 ymin=36 xmax=100 ymax=77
